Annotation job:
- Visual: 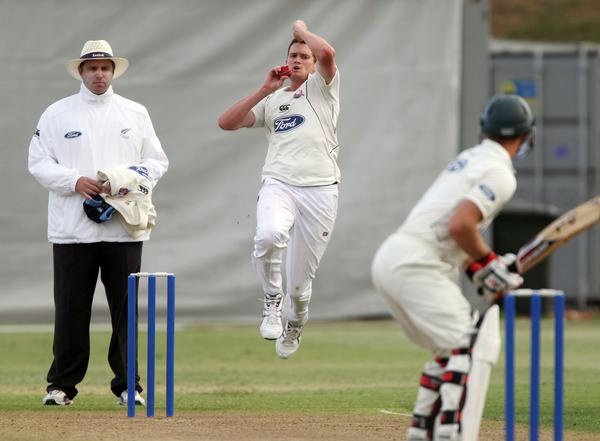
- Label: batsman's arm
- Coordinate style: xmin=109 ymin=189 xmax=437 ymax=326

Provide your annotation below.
xmin=447 ymin=200 xmax=491 ymax=261
xmin=451 ymin=200 xmax=524 ymax=298
xmin=292 ymin=20 xmax=337 ymax=83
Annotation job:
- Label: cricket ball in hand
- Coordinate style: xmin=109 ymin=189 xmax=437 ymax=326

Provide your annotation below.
xmin=276 ymin=65 xmax=290 ymax=78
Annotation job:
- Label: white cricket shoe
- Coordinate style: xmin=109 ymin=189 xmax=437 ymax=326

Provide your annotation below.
xmin=406 ymin=427 xmax=431 ymax=441
xmin=434 ymin=424 xmax=459 ymax=441
xmin=276 ymin=321 xmax=303 ymax=359
xmin=260 ymin=293 xmax=283 ymax=340
xmin=42 ymin=389 xmax=72 ymax=406
xmin=116 ymin=390 xmax=145 ymax=406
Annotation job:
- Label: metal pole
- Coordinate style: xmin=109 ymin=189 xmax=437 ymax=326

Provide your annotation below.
xmin=532 ymin=49 xmax=545 ymax=203
xmin=554 ymin=293 xmax=565 ymax=441
xmin=577 ymin=45 xmax=590 ymax=310
xmin=127 ymin=274 xmax=137 ymax=418
xmin=166 ymin=274 xmax=176 ymax=417
xmin=146 ymin=275 xmax=156 ymax=417
xmin=505 ymin=294 xmax=516 ymax=441
xmin=530 ymin=294 xmax=542 ymax=441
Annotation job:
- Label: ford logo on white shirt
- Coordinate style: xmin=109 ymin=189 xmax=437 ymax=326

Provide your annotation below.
xmin=64 ymin=131 xmax=82 ymax=139
xmin=274 ymin=115 xmax=305 ymax=133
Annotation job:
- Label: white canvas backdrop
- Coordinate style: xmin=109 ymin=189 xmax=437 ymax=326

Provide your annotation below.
xmin=0 ymin=0 xmax=463 ymax=323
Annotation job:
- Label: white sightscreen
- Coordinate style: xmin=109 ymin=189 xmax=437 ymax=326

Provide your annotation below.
xmin=0 ymin=0 xmax=463 ymax=323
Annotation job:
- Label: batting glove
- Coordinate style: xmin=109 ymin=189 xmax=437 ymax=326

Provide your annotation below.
xmin=466 ymin=252 xmax=523 ymax=301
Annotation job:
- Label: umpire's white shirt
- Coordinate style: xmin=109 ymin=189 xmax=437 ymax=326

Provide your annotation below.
xmin=251 ymin=70 xmax=340 ymax=186
xmin=28 ymin=83 xmax=168 ymax=244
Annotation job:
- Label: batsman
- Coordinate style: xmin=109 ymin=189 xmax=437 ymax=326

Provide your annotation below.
xmin=371 ymin=94 xmax=535 ymax=441
xmin=218 ymin=20 xmax=340 ymax=359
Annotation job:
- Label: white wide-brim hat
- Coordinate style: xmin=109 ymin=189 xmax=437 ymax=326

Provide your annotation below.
xmin=66 ymin=40 xmax=129 ymax=81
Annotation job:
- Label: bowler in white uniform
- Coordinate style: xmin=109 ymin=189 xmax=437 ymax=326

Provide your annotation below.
xmin=218 ymin=20 xmax=340 ymax=359
xmin=372 ymin=95 xmax=535 ymax=441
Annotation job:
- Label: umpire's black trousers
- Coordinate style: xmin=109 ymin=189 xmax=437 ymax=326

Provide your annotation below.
xmin=47 ymin=241 xmax=143 ymax=400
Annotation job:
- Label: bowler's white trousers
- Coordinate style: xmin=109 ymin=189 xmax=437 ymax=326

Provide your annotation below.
xmin=253 ymin=178 xmax=338 ymax=325
xmin=371 ymin=232 xmax=475 ymax=353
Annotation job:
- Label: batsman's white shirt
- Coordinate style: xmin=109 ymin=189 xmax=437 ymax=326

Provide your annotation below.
xmin=399 ymin=139 xmax=516 ymax=268
xmin=252 ymin=70 xmax=340 ymax=186
xmin=372 ymin=140 xmax=516 ymax=352
xmin=28 ymin=83 xmax=168 ymax=243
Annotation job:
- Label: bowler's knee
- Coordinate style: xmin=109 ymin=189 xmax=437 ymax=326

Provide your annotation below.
xmin=254 ymin=225 xmax=288 ymax=257
xmin=289 ymin=283 xmax=312 ymax=302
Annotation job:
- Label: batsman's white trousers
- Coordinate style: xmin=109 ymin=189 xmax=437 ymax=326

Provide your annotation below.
xmin=253 ymin=178 xmax=338 ymax=325
xmin=371 ymin=232 xmax=474 ymax=353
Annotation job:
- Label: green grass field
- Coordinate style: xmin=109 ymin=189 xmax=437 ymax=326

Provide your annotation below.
xmin=0 ymin=318 xmax=598 ymax=436
xmin=491 ymin=0 xmax=600 ymax=44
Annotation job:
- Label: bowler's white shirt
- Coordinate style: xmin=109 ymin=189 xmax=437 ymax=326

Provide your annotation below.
xmin=398 ymin=139 xmax=516 ymax=266
xmin=28 ymin=83 xmax=168 ymax=243
xmin=252 ymin=70 xmax=340 ymax=186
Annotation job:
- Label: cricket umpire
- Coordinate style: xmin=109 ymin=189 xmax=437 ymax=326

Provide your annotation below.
xmin=372 ymin=95 xmax=535 ymax=441
xmin=218 ymin=20 xmax=340 ymax=359
xmin=28 ymin=40 xmax=168 ymax=406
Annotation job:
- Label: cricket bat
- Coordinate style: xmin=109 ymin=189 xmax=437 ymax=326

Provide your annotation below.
xmin=515 ymin=195 xmax=600 ymax=273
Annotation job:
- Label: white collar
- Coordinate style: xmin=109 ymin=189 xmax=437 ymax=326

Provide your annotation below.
xmin=79 ymin=82 xmax=114 ymax=104
xmin=480 ymin=138 xmax=515 ymax=173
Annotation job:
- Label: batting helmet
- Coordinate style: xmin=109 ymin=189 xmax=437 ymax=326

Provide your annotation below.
xmin=480 ymin=94 xmax=535 ymax=138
